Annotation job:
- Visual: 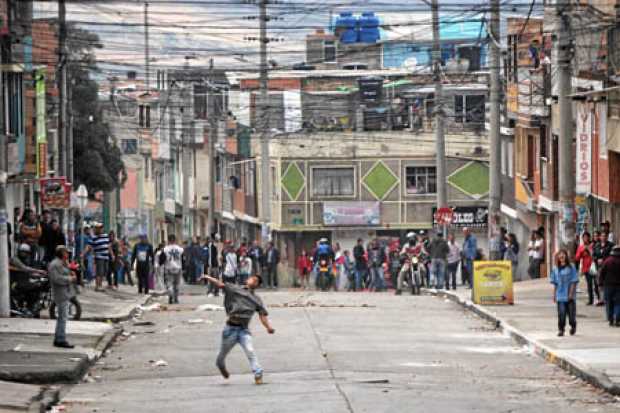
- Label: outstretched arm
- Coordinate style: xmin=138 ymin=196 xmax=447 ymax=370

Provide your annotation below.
xmin=259 ymin=314 xmax=275 ymax=334
xmin=201 ymin=274 xmax=225 ymax=288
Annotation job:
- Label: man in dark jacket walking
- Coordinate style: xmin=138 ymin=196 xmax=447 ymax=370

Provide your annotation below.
xmin=600 ymin=245 xmax=620 ymax=326
xmin=265 ymin=242 xmax=280 ymax=289
xmin=131 ymin=234 xmax=154 ymax=294
xmin=352 ymin=238 xmax=367 ymax=290
xmin=206 ymin=235 xmax=221 ymax=297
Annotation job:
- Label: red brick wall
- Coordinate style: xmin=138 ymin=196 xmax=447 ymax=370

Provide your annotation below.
xmin=592 ymin=104 xmax=611 ymax=200
xmin=240 ymin=78 xmax=301 ymax=91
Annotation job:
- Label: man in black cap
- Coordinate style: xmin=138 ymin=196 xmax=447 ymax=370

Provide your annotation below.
xmin=201 ymin=272 xmax=275 ymax=385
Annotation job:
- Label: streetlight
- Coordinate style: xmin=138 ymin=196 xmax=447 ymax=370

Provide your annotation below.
xmin=76 ymin=185 xmax=88 ymax=262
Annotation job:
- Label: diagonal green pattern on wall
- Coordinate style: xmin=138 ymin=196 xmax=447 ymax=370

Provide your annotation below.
xmin=363 ymin=161 xmax=398 ymax=200
xmin=281 ymin=162 xmax=305 ymax=201
xmin=448 ymin=161 xmax=489 ymax=198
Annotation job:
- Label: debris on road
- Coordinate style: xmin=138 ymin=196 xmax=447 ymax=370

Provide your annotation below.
xmin=151 ymin=359 xmax=168 ymax=367
xmin=195 ymin=304 xmax=224 ymax=312
xmin=139 ymin=303 xmax=161 ymax=312
xmin=186 ymin=318 xmax=211 ymax=325
xmin=356 ymin=379 xmax=390 ymax=384
xmin=132 ymin=321 xmax=155 ymax=327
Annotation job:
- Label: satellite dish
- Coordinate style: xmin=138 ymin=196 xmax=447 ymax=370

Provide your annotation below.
xmin=402 ymin=57 xmax=418 ymax=71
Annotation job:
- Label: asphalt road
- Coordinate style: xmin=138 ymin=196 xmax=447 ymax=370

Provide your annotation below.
xmin=56 ymin=287 xmax=620 ymax=413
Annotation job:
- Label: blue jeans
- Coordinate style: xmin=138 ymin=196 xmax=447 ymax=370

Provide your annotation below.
xmin=54 ymin=300 xmax=68 ymax=343
xmin=604 ymin=286 xmax=620 ymax=323
xmin=430 ymin=259 xmax=446 ymax=289
xmin=369 ymin=266 xmax=386 ymax=290
xmin=216 ymin=325 xmax=263 ymax=377
xmin=353 ymin=268 xmax=364 ymax=291
xmin=463 ymin=259 xmax=473 ymax=285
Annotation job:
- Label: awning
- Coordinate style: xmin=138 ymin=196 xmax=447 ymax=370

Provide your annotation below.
xmin=233 ymin=211 xmax=260 ymax=225
xmin=221 ymin=211 xmax=236 ymax=222
xmin=569 ymin=86 xmax=620 ymax=98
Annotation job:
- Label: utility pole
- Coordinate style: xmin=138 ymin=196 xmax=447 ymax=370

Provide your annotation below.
xmin=0 ymin=35 xmax=9 ymax=317
xmin=207 ymin=87 xmax=218 ymax=237
xmin=557 ymin=0 xmax=575 ymax=251
xmin=258 ymin=0 xmax=271 ymax=240
xmin=144 ymin=2 xmax=150 ymax=92
xmin=58 ymin=0 xmax=67 ymax=179
xmin=431 ymin=0 xmax=447 ymax=233
xmin=488 ymin=0 xmax=502 ymax=259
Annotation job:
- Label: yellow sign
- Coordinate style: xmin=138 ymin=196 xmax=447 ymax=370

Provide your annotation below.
xmin=472 ymin=261 xmax=514 ymax=305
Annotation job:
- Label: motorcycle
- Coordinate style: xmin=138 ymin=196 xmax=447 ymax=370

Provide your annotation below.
xmin=10 ymin=271 xmax=50 ymax=318
xmin=317 ymin=259 xmax=331 ymax=291
xmin=10 ymin=263 xmax=82 ymax=320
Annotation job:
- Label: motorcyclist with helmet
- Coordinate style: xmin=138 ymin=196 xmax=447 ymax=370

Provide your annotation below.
xmin=10 ymin=243 xmax=46 ymax=276
xmin=313 ymin=238 xmax=335 ymax=290
xmin=396 ymin=231 xmax=429 ymax=294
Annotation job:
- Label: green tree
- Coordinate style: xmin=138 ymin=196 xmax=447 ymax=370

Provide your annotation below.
xmin=69 ymin=25 xmax=126 ymax=193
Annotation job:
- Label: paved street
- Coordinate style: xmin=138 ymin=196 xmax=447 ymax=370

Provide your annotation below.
xmin=55 ymin=287 xmax=620 ymax=413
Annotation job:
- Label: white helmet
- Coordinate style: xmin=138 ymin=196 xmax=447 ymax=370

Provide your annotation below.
xmin=18 ymin=243 xmax=31 ymax=253
xmin=406 ymin=232 xmax=416 ymax=239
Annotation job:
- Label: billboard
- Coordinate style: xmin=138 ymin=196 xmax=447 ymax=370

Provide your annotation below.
xmin=472 ymin=261 xmax=514 ymax=305
xmin=40 ymin=177 xmax=71 ymax=209
xmin=323 ymin=201 xmax=380 ymax=226
xmin=432 ymin=206 xmax=488 ymax=228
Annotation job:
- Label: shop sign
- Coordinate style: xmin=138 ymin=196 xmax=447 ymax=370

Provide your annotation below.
xmin=472 ymin=261 xmax=514 ymax=305
xmin=40 ymin=177 xmax=70 ymax=209
xmin=35 ymin=69 xmax=47 ymax=178
xmin=432 ymin=206 xmax=488 ymax=228
xmin=576 ymin=103 xmax=592 ymax=194
xmin=323 ymin=201 xmax=380 ymax=226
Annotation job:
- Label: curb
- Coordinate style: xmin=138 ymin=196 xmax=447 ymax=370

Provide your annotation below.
xmin=426 ymin=288 xmax=620 ymax=396
xmin=80 ymin=294 xmax=152 ymax=323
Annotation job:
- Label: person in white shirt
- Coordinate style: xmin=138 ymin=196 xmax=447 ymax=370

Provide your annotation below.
xmin=238 ymin=251 xmax=253 ymax=285
xmin=223 ymin=243 xmax=238 ymax=283
xmin=446 ymin=233 xmax=461 ymax=290
xmin=162 ymin=234 xmax=184 ymax=304
xmin=527 ymin=230 xmax=544 ymax=279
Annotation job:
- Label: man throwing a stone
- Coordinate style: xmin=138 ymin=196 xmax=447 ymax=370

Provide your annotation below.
xmin=201 ymin=273 xmax=275 ymax=384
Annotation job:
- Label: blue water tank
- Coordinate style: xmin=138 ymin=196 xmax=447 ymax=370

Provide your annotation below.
xmin=358 ymin=12 xmax=380 ymax=43
xmin=335 ymin=12 xmax=358 ymax=44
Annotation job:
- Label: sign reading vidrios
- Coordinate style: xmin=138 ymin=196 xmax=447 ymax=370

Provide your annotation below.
xmin=472 ymin=261 xmax=514 ymax=305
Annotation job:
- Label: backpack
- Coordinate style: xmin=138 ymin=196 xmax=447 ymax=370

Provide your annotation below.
xmin=158 ymin=250 xmax=166 ymax=266
xmin=317 ymin=243 xmax=330 ymax=256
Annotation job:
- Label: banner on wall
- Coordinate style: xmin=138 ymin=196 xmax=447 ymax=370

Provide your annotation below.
xmin=576 ymin=103 xmax=592 ymax=194
xmin=472 ymin=261 xmax=514 ymax=305
xmin=323 ymin=202 xmax=380 ymax=226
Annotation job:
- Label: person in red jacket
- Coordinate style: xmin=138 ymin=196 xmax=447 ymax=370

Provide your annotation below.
xmin=575 ymin=232 xmax=599 ymax=305
xmin=297 ymin=250 xmax=312 ymax=289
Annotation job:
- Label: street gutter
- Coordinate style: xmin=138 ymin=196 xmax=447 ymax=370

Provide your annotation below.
xmin=425 ymin=288 xmax=620 ymax=396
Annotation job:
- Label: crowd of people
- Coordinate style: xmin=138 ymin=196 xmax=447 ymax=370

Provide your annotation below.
xmin=552 ymin=222 xmax=620 ymax=337
xmin=294 ymin=227 xmax=483 ymax=294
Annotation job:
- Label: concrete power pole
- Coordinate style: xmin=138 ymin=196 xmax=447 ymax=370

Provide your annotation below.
xmin=207 ymin=89 xmax=218 ymax=237
xmin=557 ymin=0 xmax=575 ymax=251
xmin=488 ymin=0 xmax=502 ymax=259
xmin=258 ymin=0 xmax=271 ymax=240
xmin=0 ymin=44 xmax=8 ymax=317
xmin=144 ymin=2 xmax=150 ymax=92
xmin=432 ymin=0 xmax=447 ymax=227
xmin=58 ymin=0 xmax=67 ymax=179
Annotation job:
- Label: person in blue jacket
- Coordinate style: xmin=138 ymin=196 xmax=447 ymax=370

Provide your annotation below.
xmin=462 ymin=227 xmax=477 ymax=287
xmin=550 ymin=249 xmax=579 ymax=337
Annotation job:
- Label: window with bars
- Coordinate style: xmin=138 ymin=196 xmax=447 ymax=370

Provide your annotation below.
xmin=406 ymin=166 xmax=436 ymax=194
xmin=312 ymin=167 xmax=355 ymax=197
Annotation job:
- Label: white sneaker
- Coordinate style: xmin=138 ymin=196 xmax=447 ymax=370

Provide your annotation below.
xmin=207 ymin=293 xmax=214 ymax=298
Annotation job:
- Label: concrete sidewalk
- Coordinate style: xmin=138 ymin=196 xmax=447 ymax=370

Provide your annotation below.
xmin=77 ymin=284 xmax=150 ymax=321
xmin=429 ymin=278 xmax=620 ymax=395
